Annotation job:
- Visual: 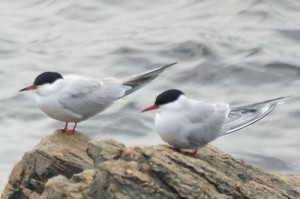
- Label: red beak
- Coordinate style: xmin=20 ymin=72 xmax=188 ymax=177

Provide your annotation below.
xmin=19 ymin=85 xmax=37 ymax=92
xmin=142 ymin=105 xmax=159 ymax=112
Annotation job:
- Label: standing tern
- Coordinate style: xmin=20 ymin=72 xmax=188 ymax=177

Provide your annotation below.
xmin=142 ymin=89 xmax=287 ymax=154
xmin=19 ymin=62 xmax=176 ymax=134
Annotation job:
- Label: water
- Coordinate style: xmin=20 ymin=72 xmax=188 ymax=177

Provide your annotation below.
xmin=1 ymin=0 xmax=300 ymax=193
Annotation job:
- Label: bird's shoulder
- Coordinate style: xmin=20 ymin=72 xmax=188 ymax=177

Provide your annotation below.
xmin=184 ymin=99 xmax=229 ymax=123
xmin=62 ymin=75 xmax=103 ymax=96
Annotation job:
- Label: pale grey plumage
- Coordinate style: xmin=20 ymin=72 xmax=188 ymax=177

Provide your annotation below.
xmin=35 ymin=63 xmax=177 ymax=123
xmin=155 ymin=96 xmax=229 ymax=149
xmin=26 ymin=63 xmax=176 ymax=134
xmin=148 ymin=92 xmax=287 ymax=151
xmin=56 ymin=76 xmax=125 ymax=122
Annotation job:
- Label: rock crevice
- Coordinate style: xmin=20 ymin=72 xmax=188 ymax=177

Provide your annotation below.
xmin=2 ymin=131 xmax=300 ymax=199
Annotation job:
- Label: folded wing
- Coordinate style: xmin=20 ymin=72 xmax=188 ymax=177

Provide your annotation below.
xmin=224 ymin=96 xmax=288 ymax=135
xmin=58 ymin=75 xmax=119 ymax=120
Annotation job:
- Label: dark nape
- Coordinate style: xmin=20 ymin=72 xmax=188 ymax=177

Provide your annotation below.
xmin=155 ymin=89 xmax=184 ymax=106
xmin=34 ymin=72 xmax=63 ymax=86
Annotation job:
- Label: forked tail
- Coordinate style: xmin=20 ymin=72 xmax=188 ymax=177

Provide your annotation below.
xmin=224 ymin=96 xmax=289 ymax=135
xmin=122 ymin=62 xmax=177 ymax=96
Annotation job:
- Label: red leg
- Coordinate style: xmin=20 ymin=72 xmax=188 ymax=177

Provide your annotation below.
xmin=61 ymin=122 xmax=68 ymax=132
xmin=64 ymin=122 xmax=77 ymax=135
xmin=72 ymin=123 xmax=77 ymax=132
xmin=61 ymin=122 xmax=77 ymax=135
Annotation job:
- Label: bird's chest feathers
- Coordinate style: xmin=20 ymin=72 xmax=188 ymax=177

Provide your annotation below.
xmin=155 ymin=111 xmax=186 ymax=132
xmin=155 ymin=110 xmax=190 ymax=146
xmin=35 ymin=89 xmax=81 ymax=122
xmin=35 ymin=85 xmax=63 ymax=108
xmin=35 ymin=92 xmax=62 ymax=115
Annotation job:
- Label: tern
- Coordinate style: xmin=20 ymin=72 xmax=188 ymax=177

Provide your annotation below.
xmin=19 ymin=62 xmax=176 ymax=134
xmin=142 ymin=89 xmax=286 ymax=154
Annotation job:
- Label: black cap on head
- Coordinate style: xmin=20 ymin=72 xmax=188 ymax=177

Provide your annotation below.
xmin=34 ymin=72 xmax=63 ymax=86
xmin=155 ymin=89 xmax=184 ymax=106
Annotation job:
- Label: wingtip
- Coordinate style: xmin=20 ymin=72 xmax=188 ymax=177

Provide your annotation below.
xmin=157 ymin=62 xmax=178 ymax=71
xmin=169 ymin=61 xmax=178 ymax=65
xmin=122 ymin=62 xmax=177 ymax=97
xmin=272 ymin=95 xmax=292 ymax=105
xmin=138 ymin=61 xmax=177 ymax=75
xmin=165 ymin=61 xmax=178 ymax=67
xmin=277 ymin=95 xmax=291 ymax=100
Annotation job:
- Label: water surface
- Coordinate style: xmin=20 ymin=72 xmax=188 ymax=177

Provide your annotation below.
xmin=1 ymin=0 xmax=300 ymax=192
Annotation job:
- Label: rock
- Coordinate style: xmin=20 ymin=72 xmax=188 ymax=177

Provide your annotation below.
xmin=1 ymin=131 xmax=93 ymax=199
xmin=2 ymin=131 xmax=300 ymax=199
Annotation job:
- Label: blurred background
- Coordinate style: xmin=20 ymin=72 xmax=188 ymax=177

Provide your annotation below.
xmin=1 ymin=0 xmax=300 ymax=192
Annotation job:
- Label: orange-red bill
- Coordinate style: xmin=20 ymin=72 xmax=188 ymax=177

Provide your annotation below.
xmin=142 ymin=105 xmax=159 ymax=112
xmin=19 ymin=85 xmax=37 ymax=92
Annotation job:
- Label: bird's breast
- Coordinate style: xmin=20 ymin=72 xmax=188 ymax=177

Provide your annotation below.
xmin=155 ymin=112 xmax=192 ymax=148
xmin=35 ymin=93 xmax=82 ymax=122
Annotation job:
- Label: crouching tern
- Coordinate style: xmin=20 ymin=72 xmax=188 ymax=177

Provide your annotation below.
xmin=142 ymin=89 xmax=287 ymax=154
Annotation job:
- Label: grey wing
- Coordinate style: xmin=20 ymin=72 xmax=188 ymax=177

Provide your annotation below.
xmin=186 ymin=102 xmax=230 ymax=147
xmin=224 ymin=96 xmax=288 ymax=135
xmin=122 ymin=62 xmax=177 ymax=96
xmin=59 ymin=76 xmax=124 ymax=120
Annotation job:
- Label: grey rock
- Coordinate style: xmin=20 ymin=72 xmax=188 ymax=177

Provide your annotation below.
xmin=2 ymin=131 xmax=300 ymax=199
xmin=2 ymin=131 xmax=93 ymax=199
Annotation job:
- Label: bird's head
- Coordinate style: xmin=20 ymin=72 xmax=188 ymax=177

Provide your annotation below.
xmin=142 ymin=89 xmax=184 ymax=112
xmin=19 ymin=72 xmax=63 ymax=92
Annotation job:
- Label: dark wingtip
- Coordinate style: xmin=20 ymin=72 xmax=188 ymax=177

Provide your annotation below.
xmin=122 ymin=62 xmax=177 ymax=96
xmin=160 ymin=62 xmax=178 ymax=70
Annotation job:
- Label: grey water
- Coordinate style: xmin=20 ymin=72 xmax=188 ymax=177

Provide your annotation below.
xmin=1 ymin=0 xmax=300 ymax=192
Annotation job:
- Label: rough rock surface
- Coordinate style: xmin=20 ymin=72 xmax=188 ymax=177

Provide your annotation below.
xmin=2 ymin=131 xmax=300 ymax=199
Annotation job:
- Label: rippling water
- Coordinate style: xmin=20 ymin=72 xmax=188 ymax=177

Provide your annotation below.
xmin=1 ymin=0 xmax=300 ymax=192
